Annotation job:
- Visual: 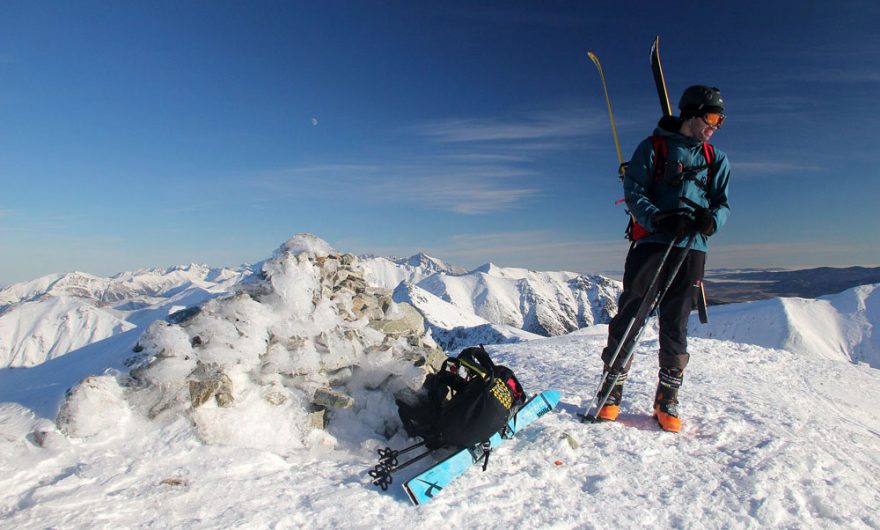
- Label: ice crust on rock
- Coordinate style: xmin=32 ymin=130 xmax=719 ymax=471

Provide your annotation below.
xmin=56 ymin=234 xmax=444 ymax=453
xmin=273 ymin=233 xmax=336 ymax=259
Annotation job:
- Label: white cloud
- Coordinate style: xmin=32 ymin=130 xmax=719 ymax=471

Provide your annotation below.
xmin=733 ymin=160 xmax=822 ymax=176
xmin=240 ymin=105 xmax=610 ymax=215
xmin=412 ymin=108 xmax=604 ymax=145
xmin=373 ymin=171 xmax=540 ymax=214
xmin=241 ymin=160 xmax=541 ymax=215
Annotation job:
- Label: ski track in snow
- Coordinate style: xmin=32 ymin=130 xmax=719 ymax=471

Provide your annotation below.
xmin=2 ymin=329 xmax=879 ymax=529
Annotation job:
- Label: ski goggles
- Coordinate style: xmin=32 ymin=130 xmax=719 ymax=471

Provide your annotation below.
xmin=701 ymin=112 xmax=725 ymax=128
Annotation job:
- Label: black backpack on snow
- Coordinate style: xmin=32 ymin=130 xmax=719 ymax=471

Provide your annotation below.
xmin=396 ymin=345 xmax=526 ymax=450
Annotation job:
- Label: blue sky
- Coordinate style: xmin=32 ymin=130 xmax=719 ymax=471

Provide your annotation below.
xmin=2 ymin=1 xmax=879 ymax=285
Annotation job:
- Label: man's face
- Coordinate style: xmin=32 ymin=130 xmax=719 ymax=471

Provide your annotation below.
xmin=688 ymin=115 xmax=718 ymax=143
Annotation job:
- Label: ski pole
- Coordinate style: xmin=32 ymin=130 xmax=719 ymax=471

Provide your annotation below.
xmin=580 ymin=237 xmax=676 ymax=422
xmin=582 ymin=234 xmax=696 ymax=422
xmin=375 ymin=440 xmax=429 ymax=467
xmin=369 ymin=448 xmax=436 ymax=491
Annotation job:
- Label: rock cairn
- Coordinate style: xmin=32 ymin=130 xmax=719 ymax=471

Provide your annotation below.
xmin=58 ymin=235 xmax=444 ymax=447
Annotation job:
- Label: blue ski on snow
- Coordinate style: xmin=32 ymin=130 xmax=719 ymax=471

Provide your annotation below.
xmin=402 ymin=389 xmax=561 ymax=505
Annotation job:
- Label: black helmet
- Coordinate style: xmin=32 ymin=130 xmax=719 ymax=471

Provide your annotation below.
xmin=679 ymin=85 xmax=724 ymax=117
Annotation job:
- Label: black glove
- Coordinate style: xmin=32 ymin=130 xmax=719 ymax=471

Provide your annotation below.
xmin=652 ymin=211 xmax=694 ymax=238
xmin=693 ymin=207 xmax=716 ymax=236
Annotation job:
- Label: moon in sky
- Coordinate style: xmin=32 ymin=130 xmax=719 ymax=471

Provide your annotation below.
xmin=311 ymin=117 xmax=318 ymax=126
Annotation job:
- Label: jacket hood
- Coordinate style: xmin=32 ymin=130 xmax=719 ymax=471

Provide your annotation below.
xmin=654 ymin=116 xmax=704 ymax=147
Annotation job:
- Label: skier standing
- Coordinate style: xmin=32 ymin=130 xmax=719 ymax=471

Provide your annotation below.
xmin=597 ymin=85 xmax=731 ymax=432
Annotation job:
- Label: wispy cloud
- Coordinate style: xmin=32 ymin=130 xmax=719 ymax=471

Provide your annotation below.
xmin=372 ymin=169 xmax=540 ymax=214
xmin=733 ymin=160 xmax=822 ymax=177
xmin=239 ymin=106 xmax=602 ymax=215
xmin=795 ymin=68 xmax=880 ymax=84
xmin=440 ymin=153 xmax=530 ymax=163
xmin=0 ymin=212 xmax=92 ymax=237
xmin=240 ymin=162 xmax=540 ymax=214
xmin=411 ymin=108 xmax=604 ymax=146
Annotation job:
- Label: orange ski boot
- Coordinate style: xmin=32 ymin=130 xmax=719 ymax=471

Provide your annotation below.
xmin=654 ymin=368 xmax=683 ymax=433
xmin=596 ymin=370 xmax=626 ymax=422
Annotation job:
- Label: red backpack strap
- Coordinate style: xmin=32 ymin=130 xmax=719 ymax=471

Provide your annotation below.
xmin=651 ymin=136 xmax=667 ymax=182
xmin=702 ymin=142 xmax=716 ymax=189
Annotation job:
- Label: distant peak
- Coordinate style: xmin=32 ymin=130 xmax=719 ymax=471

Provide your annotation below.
xmin=472 ymin=263 xmax=496 ymax=274
xmin=165 ymin=263 xmax=209 ymax=274
xmin=405 ymin=252 xmax=440 ymax=267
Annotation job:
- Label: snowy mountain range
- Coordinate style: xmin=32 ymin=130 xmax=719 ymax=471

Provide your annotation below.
xmin=3 ymin=237 xmax=879 ymax=374
xmin=360 ymin=254 xmax=621 ymax=348
xmin=0 ymin=234 xmax=878 ymax=528
xmin=0 ymin=265 xmax=251 ymax=367
xmin=0 ymin=248 xmax=620 ymax=367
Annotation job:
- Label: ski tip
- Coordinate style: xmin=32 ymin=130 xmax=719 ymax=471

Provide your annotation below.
xmin=540 ymin=390 xmax=562 ymax=409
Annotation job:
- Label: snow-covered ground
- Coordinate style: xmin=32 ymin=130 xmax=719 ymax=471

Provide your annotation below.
xmin=1 ymin=327 xmax=878 ymax=529
xmin=1 ymin=235 xmax=878 ymax=528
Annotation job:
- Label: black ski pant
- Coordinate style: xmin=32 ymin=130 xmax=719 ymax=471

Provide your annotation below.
xmin=601 ymin=242 xmax=706 ymax=374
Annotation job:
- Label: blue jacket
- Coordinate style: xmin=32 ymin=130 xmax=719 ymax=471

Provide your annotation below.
xmin=624 ymin=122 xmax=731 ymax=253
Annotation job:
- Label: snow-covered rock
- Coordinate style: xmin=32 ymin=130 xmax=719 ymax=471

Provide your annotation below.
xmin=56 ymin=375 xmax=132 ymax=439
xmin=57 ymin=235 xmax=444 ymax=452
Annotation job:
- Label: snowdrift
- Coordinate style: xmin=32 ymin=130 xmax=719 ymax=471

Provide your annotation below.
xmin=691 ymin=283 xmax=880 ymax=368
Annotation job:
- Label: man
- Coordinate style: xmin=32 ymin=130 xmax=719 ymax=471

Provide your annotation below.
xmin=597 ymin=85 xmax=731 ymax=432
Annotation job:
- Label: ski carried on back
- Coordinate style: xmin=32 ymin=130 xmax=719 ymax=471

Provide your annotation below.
xmin=402 ymin=389 xmax=560 ymax=505
xmin=650 ymin=36 xmax=673 ymax=116
xmin=650 ymin=36 xmax=710 ymax=324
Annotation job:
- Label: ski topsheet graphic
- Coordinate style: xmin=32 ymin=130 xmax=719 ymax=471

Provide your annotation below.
xmin=402 ymin=389 xmax=560 ymax=505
